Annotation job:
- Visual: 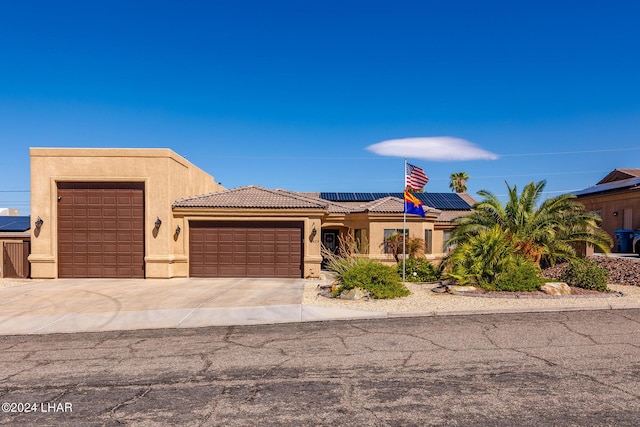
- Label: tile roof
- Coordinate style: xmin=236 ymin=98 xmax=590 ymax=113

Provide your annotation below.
xmin=360 ymin=196 xmax=405 ymax=214
xmin=435 ymin=210 xmax=474 ymax=223
xmin=356 ymin=196 xmax=441 ymax=215
xmin=173 ymin=186 xmax=328 ymax=209
xmin=172 ymin=187 xmax=467 ymax=220
xmin=275 ymin=190 xmax=352 ymax=214
xmin=456 ymin=192 xmax=478 ymax=207
xmin=0 ymin=216 xmax=31 ymax=232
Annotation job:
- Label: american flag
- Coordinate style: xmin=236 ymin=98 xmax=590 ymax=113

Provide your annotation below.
xmin=405 ymin=163 xmax=429 ymax=191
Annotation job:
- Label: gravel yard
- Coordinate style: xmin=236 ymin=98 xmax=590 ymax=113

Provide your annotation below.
xmin=303 ymin=255 xmax=640 ymax=314
xmin=303 ymin=281 xmax=640 ymax=313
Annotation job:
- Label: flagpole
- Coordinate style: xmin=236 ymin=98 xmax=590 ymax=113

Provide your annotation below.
xmin=403 ymin=158 xmax=407 ymax=284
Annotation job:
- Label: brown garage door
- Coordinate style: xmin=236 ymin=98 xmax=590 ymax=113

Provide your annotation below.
xmin=57 ymin=182 xmax=145 ymax=278
xmin=190 ymin=221 xmax=303 ymax=278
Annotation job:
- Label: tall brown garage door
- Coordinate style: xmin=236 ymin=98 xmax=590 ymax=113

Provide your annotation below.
xmin=57 ymin=182 xmax=145 ymax=278
xmin=190 ymin=221 xmax=303 ymax=278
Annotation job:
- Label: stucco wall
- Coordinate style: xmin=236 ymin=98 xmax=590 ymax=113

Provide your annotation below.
xmin=29 ymin=148 xmax=222 ymax=278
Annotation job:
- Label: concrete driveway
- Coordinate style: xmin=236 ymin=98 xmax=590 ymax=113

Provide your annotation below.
xmin=0 ymin=278 xmax=376 ymax=335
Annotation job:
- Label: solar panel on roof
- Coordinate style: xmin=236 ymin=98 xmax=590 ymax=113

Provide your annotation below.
xmin=318 ymin=192 xmax=471 ymax=209
xmin=423 ymin=193 xmax=470 ymax=210
xmin=0 ymin=216 xmax=31 ymax=232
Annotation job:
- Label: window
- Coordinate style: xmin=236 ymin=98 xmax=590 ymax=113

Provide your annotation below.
xmin=383 ymin=229 xmax=408 ymax=254
xmin=424 ymin=229 xmax=433 ymax=254
xmin=354 ymin=229 xmax=368 ymax=254
xmin=442 ymin=230 xmax=454 ymax=253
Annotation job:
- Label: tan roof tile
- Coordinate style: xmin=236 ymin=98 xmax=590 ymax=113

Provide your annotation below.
xmin=275 ymin=190 xmax=352 ymax=213
xmin=356 ymin=196 xmax=441 ymax=215
xmin=174 ymin=186 xmax=328 ymax=209
xmin=435 ymin=210 xmax=474 ymax=223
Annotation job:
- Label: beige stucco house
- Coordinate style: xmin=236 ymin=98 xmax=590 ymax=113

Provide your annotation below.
xmin=29 ymin=148 xmax=475 ymax=279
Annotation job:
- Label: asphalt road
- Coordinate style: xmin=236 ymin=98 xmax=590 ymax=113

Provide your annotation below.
xmin=1 ymin=309 xmax=639 ymax=426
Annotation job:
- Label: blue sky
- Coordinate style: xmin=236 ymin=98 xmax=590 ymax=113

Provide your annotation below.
xmin=1 ymin=1 xmax=639 ymax=214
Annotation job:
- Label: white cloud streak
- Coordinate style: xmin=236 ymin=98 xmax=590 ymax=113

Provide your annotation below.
xmin=366 ymin=137 xmax=499 ymax=161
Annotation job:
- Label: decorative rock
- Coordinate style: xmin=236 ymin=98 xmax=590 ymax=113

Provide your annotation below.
xmin=540 ymin=282 xmax=571 ymax=295
xmin=447 ymin=286 xmax=477 ymax=295
xmin=339 ymin=288 xmax=368 ymax=300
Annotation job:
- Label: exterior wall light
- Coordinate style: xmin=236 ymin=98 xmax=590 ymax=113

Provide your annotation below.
xmin=155 ymin=217 xmax=162 ymax=229
xmin=35 ymin=216 xmax=44 ymax=229
xmin=309 ymin=222 xmax=318 ymax=243
xmin=175 ymin=225 xmax=181 ymax=235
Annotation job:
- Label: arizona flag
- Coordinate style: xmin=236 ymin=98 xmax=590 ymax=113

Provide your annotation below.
xmin=404 ymin=190 xmax=425 ymax=217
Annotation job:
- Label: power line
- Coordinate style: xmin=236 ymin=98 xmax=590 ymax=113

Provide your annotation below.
xmin=498 ymin=147 xmax=640 ymax=157
xmin=211 ymin=146 xmax=640 ymax=160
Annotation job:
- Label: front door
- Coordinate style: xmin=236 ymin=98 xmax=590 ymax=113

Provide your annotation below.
xmin=322 ymin=229 xmax=340 ymax=254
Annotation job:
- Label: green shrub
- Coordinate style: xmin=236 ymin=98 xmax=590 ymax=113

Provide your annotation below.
xmin=399 ymin=258 xmax=440 ymax=282
xmin=323 ymin=252 xmax=357 ymax=277
xmin=560 ymin=259 xmax=609 ymax=292
xmin=442 ymin=225 xmax=518 ymax=285
xmin=485 ymin=258 xmax=543 ymax=292
xmin=339 ymin=258 xmax=410 ymax=299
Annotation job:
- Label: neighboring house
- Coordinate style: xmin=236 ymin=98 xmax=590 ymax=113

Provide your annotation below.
xmin=574 ymin=168 xmax=640 ymax=253
xmin=0 ymin=215 xmax=31 ymax=278
xmin=29 ymin=148 xmax=475 ymax=279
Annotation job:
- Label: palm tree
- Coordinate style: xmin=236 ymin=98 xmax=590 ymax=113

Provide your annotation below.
xmin=449 ymin=172 xmax=470 ymax=193
xmin=448 ymin=180 xmax=612 ymax=267
xmin=444 ymin=225 xmax=518 ymax=285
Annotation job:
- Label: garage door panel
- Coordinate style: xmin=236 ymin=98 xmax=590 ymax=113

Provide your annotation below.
xmin=100 ymin=267 xmax=116 ymax=276
xmin=233 ymin=243 xmax=247 ymax=253
xmin=262 ymin=254 xmax=275 ymax=263
xmin=103 ymin=230 xmax=118 ymax=239
xmin=219 ymin=254 xmax=233 ymax=264
xmin=117 ymin=221 xmax=133 ymax=230
xmin=190 ymin=221 xmax=302 ymax=278
xmin=72 ymin=219 xmax=88 ymax=230
xmin=100 ymin=220 xmax=116 ymax=231
xmin=57 ymin=182 xmax=144 ymax=278
xmin=88 ymin=197 xmax=103 ymax=206
xmin=246 ymin=267 xmax=262 ymax=276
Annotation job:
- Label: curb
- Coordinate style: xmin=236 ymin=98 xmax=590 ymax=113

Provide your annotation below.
xmin=386 ymin=303 xmax=640 ymax=318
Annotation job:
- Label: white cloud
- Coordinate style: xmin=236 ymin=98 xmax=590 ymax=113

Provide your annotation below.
xmin=366 ymin=137 xmax=499 ymax=161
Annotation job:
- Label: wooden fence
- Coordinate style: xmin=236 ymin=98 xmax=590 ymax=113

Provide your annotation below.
xmin=2 ymin=241 xmax=30 ymax=278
